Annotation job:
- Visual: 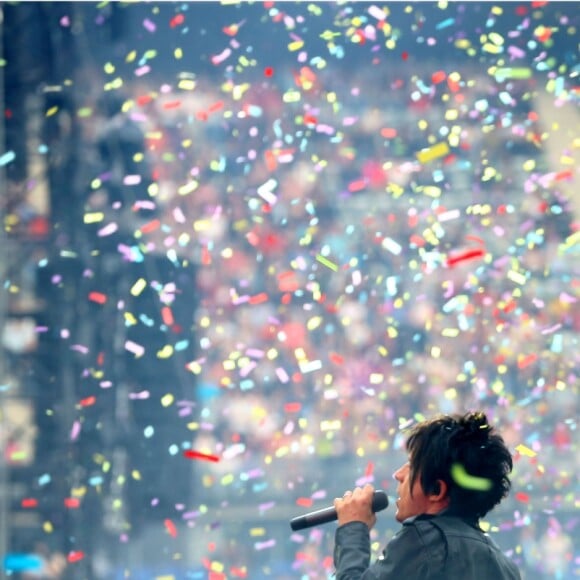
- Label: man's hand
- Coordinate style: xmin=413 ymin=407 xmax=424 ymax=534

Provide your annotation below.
xmin=333 ymin=483 xmax=377 ymax=529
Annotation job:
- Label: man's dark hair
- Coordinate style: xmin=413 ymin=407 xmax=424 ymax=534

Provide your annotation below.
xmin=405 ymin=411 xmax=513 ymax=520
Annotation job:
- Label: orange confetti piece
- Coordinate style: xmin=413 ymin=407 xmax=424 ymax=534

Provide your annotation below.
xmin=330 ymin=352 xmax=344 ymax=364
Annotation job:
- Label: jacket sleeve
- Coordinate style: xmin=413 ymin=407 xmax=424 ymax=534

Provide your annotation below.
xmin=333 ymin=522 xmax=377 ymax=580
xmin=334 ymin=521 xmax=430 ymax=580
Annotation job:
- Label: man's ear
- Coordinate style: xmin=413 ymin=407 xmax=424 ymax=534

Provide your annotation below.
xmin=430 ymin=479 xmax=448 ymax=502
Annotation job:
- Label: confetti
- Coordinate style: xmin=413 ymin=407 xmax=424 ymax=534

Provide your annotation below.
xmin=6 ymin=2 xmax=579 ymax=578
xmin=184 ymin=450 xmax=220 ymax=463
xmin=450 ymin=463 xmax=493 ymax=491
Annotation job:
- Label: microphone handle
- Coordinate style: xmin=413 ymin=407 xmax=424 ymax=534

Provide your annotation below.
xmin=290 ymin=490 xmax=388 ymax=531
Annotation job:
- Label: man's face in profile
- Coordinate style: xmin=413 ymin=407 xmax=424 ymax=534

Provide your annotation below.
xmin=393 ymin=461 xmax=433 ymax=522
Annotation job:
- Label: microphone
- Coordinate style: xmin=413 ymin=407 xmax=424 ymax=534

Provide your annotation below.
xmin=290 ymin=490 xmax=389 ymax=531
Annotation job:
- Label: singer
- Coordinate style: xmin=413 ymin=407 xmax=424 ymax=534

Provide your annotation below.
xmin=332 ymin=411 xmax=521 ymax=579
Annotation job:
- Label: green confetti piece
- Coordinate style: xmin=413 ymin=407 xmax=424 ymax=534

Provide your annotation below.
xmin=316 ymin=254 xmax=338 ymax=271
xmin=450 ymin=463 xmax=492 ymax=491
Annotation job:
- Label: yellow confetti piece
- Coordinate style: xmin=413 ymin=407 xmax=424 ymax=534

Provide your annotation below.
xmin=493 ymin=67 xmax=532 ymax=81
xmin=507 ymin=270 xmax=527 ymax=285
xmin=157 ymin=345 xmax=174 ymax=359
xmin=161 ymin=394 xmax=174 ymax=407
xmin=177 ymin=79 xmax=196 ymax=91
xmin=130 ymin=278 xmax=147 ymax=297
xmin=46 ymin=106 xmax=59 ymax=117
xmin=515 ymin=444 xmax=537 ymax=458
xmin=288 ymin=40 xmax=304 ymax=51
xmin=43 ymin=521 xmax=54 ymax=533
xmin=282 ymin=89 xmax=301 ymax=103
xmin=83 ymin=212 xmax=104 ymax=224
xmin=316 ymin=254 xmax=338 ymax=271
xmin=416 ymin=141 xmax=449 ymax=164
xmin=451 ymin=463 xmax=492 ymax=491
xmin=178 ymin=180 xmax=198 ymax=195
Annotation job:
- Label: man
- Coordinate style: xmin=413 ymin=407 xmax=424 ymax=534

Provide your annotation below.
xmin=333 ymin=411 xmax=521 ymax=579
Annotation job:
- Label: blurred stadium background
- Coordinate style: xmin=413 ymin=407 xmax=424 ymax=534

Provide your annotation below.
xmin=0 ymin=2 xmax=578 ymax=579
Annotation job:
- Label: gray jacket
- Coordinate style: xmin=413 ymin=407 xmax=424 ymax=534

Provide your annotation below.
xmin=333 ymin=513 xmax=521 ymax=579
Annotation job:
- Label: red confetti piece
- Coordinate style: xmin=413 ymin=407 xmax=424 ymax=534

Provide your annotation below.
xmin=21 ymin=498 xmax=38 ymax=508
xmin=284 ymin=402 xmax=302 ymax=413
xmin=264 ymin=150 xmax=278 ymax=171
xmin=88 ymin=291 xmax=107 ymax=304
xmin=184 ymin=450 xmax=220 ymax=462
xmin=517 ymin=353 xmax=537 ymax=369
xmin=209 ymin=572 xmax=226 ymax=580
xmin=162 ymin=100 xmax=182 ymax=110
xmin=264 ymin=66 xmax=274 ymax=77
xmin=380 ymin=127 xmax=397 ymax=139
xmin=201 ymin=245 xmax=211 ymax=265
xmin=447 ymin=76 xmax=461 ymax=93
xmin=465 ymin=235 xmax=485 ymax=246
xmin=230 ymin=567 xmax=248 ymax=578
xmin=401 ymin=51 xmax=409 ymax=60
xmin=409 ymin=234 xmax=426 ymax=247
xmin=365 ymin=461 xmax=374 ymax=477
xmin=554 ymin=170 xmax=573 ymax=181
xmin=515 ymin=492 xmax=530 ymax=503
xmin=296 ymin=497 xmax=313 ymax=508
xmin=348 ymin=178 xmax=367 ymax=193
xmin=161 ymin=306 xmax=174 ymax=326
xmin=137 ymin=94 xmax=154 ymax=107
xmin=208 ymin=100 xmax=224 ymax=114
xmin=432 ymin=70 xmax=447 ymax=84
xmin=64 ymin=497 xmax=80 ymax=509
xmin=249 ymin=293 xmax=268 ymax=305
xmin=330 ymin=352 xmax=344 ymax=365
xmin=79 ymin=396 xmax=96 ymax=407
xmin=169 ymin=13 xmax=185 ymax=28
xmin=164 ymin=518 xmax=178 ymax=537
xmin=140 ymin=219 xmax=161 ymax=234
xmin=67 ymin=551 xmax=85 ymax=563
xmin=303 ymin=114 xmax=317 ymax=125
xmin=445 ymin=247 xmax=485 ymax=267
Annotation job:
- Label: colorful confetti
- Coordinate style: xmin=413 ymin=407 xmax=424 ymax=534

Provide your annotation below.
xmin=3 ymin=2 xmax=578 ymax=578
